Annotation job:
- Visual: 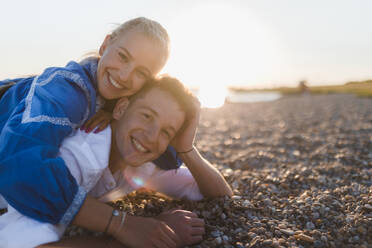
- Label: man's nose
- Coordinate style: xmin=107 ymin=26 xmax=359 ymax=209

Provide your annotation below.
xmin=145 ymin=125 xmax=160 ymax=144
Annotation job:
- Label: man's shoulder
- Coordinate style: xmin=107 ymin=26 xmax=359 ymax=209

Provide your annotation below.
xmin=60 ymin=127 xmax=112 ymax=189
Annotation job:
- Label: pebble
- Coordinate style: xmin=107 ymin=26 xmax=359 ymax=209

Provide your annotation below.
xmin=357 ymin=226 xmax=366 ymax=234
xmin=242 ymin=200 xmax=251 ymax=207
xmin=312 ymin=212 xmax=320 ymax=219
xmin=313 ymin=240 xmax=324 ymax=248
xmin=263 ymin=198 xmax=273 ymax=206
xmin=232 ymin=195 xmax=242 ymax=200
xmin=215 ymin=236 xmax=222 ymax=245
xmin=262 ymin=239 xmax=273 ymax=246
xmin=320 ymin=235 xmax=328 ymax=243
xmin=211 ymin=231 xmax=221 ymax=238
xmin=306 ymin=221 xmax=315 ymax=230
xmin=294 ymin=233 xmax=314 ymax=243
xmin=280 ymin=229 xmax=294 ymax=236
xmin=363 ymin=204 xmax=372 ymax=212
xmin=235 ymin=242 xmax=244 ymax=248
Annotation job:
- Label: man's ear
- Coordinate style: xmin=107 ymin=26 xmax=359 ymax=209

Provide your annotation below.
xmin=99 ymin=35 xmax=112 ymax=56
xmin=113 ymin=97 xmax=129 ymax=120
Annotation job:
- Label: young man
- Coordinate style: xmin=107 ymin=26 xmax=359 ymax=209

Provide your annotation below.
xmin=0 ymin=76 xmax=232 ymax=248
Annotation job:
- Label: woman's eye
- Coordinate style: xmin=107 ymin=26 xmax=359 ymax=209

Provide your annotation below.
xmin=119 ymin=52 xmax=128 ymax=62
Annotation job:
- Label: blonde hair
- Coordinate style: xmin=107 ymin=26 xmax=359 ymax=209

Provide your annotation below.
xmin=110 ymin=17 xmax=170 ymax=62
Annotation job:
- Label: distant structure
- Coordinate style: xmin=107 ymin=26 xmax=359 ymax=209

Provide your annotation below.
xmin=298 ymin=80 xmax=309 ymax=94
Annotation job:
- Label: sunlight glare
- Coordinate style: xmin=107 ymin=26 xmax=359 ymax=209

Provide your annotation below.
xmin=198 ymin=85 xmax=226 ymax=108
xmin=163 ymin=2 xmax=281 ymax=90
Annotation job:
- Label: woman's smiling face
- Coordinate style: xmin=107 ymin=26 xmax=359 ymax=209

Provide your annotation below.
xmin=96 ymin=30 xmax=166 ymax=100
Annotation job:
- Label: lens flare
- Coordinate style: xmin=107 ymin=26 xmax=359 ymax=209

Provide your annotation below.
xmin=132 ymin=176 xmax=144 ymax=187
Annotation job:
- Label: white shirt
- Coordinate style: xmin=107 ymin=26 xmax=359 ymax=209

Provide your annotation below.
xmin=0 ymin=127 xmax=202 ymax=248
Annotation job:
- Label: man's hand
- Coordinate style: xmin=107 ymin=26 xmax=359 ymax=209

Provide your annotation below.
xmin=155 ymin=209 xmax=205 ymax=247
xmin=171 ymin=98 xmax=201 ymax=153
xmin=114 ymin=215 xmax=180 ymax=248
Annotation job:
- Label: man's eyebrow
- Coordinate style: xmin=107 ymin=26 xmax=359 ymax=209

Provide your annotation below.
xmin=118 ymin=47 xmax=152 ymax=75
xmin=142 ymin=106 xmax=158 ymax=116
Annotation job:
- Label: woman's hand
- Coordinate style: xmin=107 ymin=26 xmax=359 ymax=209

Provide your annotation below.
xmin=155 ymin=209 xmax=205 ymax=246
xmin=171 ymin=98 xmax=201 ymax=153
xmin=114 ymin=215 xmax=180 ymax=248
xmin=81 ymin=109 xmax=113 ymax=133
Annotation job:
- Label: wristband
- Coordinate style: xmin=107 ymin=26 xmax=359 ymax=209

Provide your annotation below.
xmin=104 ymin=209 xmax=120 ymax=234
xmin=115 ymin=211 xmax=127 ymax=236
xmin=177 ymin=146 xmax=195 ymax=154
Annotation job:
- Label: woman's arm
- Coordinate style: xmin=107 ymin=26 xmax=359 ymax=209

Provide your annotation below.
xmin=0 ymin=66 xmax=95 ymax=225
xmin=71 ymin=196 xmax=180 ymax=248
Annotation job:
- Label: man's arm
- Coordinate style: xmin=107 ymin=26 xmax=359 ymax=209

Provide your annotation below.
xmin=178 ymin=147 xmax=233 ymax=197
xmin=171 ymin=99 xmax=233 ymax=198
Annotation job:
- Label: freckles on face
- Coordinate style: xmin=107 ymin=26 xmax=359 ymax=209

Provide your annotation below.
xmin=96 ymin=31 xmax=167 ymax=100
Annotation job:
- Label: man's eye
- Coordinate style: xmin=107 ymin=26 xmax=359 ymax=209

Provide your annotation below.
xmin=142 ymin=113 xmax=151 ymax=119
xmin=137 ymin=70 xmax=148 ymax=79
xmin=162 ymin=130 xmax=171 ymax=139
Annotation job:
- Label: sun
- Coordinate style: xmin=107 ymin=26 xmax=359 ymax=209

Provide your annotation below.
xmin=161 ymin=2 xmax=280 ymax=107
xmin=198 ymin=84 xmax=227 ymax=108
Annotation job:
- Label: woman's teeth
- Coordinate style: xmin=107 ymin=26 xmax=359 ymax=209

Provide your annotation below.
xmin=132 ymin=137 xmax=148 ymax=153
xmin=108 ymin=75 xmax=124 ymax=89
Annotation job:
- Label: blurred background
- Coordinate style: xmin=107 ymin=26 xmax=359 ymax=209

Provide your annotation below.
xmin=1 ymin=0 xmax=372 ymax=107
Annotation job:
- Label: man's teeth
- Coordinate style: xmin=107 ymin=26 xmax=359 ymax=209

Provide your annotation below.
xmin=108 ymin=75 xmax=124 ymax=89
xmin=132 ymin=138 xmax=148 ymax=153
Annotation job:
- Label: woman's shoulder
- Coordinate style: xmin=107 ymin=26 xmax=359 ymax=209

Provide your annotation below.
xmin=0 ymin=61 xmax=98 ymax=125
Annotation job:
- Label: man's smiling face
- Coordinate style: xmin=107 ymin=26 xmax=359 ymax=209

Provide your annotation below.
xmin=113 ymin=87 xmax=186 ymax=167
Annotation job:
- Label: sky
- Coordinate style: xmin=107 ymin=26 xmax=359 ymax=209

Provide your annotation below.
xmin=1 ymin=0 xmax=372 ymax=89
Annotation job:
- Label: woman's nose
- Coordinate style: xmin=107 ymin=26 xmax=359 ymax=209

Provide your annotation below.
xmin=118 ymin=66 xmax=132 ymax=84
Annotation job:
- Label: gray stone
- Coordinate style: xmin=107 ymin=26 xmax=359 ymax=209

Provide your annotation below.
xmin=306 ymin=221 xmax=315 ymax=230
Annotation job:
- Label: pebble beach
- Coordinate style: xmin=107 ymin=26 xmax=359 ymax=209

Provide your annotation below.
xmin=66 ymin=94 xmax=372 ymax=248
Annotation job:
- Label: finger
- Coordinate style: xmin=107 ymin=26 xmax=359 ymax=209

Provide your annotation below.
xmin=190 ymin=218 xmax=205 ymax=227
xmin=160 ymin=226 xmax=178 ymax=248
xmin=153 ymin=238 xmax=168 ymax=248
xmin=81 ymin=115 xmax=96 ymax=130
xmin=190 ymin=226 xmax=205 ymax=235
xmin=184 ymin=211 xmax=198 ymax=218
xmin=162 ymin=207 xmax=181 ymax=214
xmin=190 ymin=235 xmax=203 ymax=244
xmin=170 ymin=209 xmax=195 ymax=216
xmin=94 ymin=119 xmax=111 ymax=133
xmin=85 ymin=116 xmax=107 ymax=133
xmin=83 ymin=114 xmax=101 ymax=131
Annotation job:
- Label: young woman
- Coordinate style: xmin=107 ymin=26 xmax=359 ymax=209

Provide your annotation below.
xmin=0 ymin=17 xmax=179 ymax=228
